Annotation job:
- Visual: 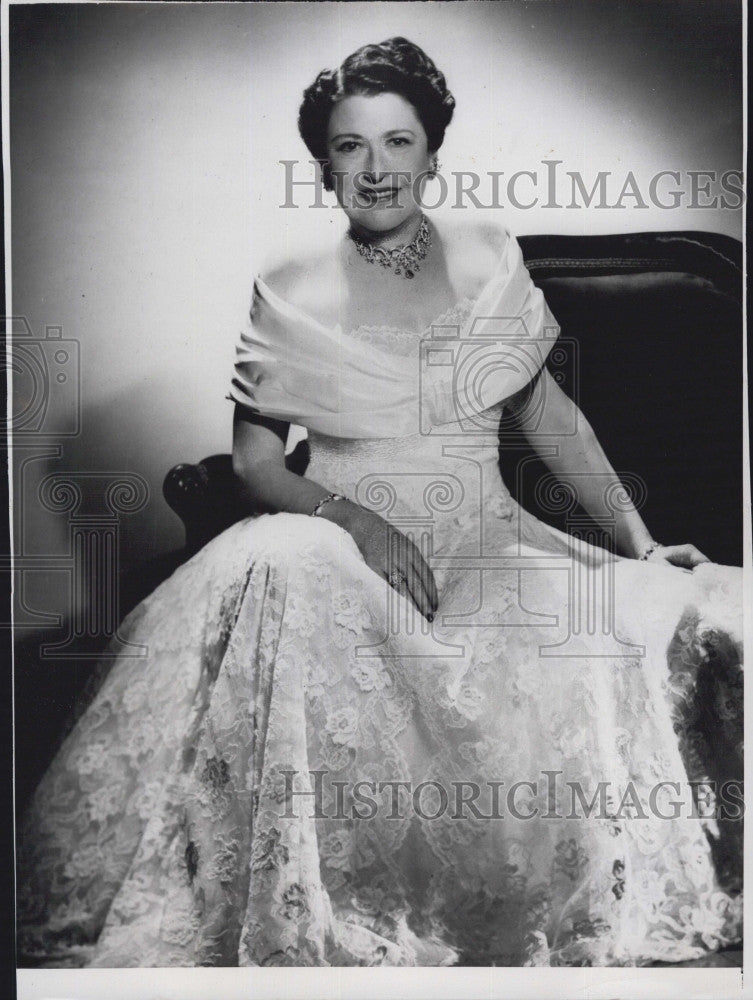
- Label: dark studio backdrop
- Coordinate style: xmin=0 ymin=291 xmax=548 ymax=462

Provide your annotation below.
xmin=8 ymin=1 xmax=744 ymax=806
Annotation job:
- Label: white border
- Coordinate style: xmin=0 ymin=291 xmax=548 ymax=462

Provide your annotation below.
xmin=4 ymin=2 xmax=750 ymax=998
xmin=11 ymin=966 xmax=749 ymax=1000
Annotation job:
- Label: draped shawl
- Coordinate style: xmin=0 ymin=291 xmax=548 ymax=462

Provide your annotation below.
xmin=228 ymin=232 xmax=561 ymax=439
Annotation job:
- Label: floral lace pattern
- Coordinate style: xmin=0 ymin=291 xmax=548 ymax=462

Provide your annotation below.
xmin=346 ymin=297 xmax=477 ymax=355
xmin=17 ymin=316 xmax=743 ymax=968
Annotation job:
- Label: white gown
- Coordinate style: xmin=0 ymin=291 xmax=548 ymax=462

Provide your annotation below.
xmin=17 ymin=235 xmax=743 ymax=967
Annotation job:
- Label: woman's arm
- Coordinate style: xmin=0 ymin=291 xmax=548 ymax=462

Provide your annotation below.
xmin=506 ymin=368 xmax=710 ymax=568
xmin=233 ymin=408 xmax=342 ymax=517
xmin=232 ymin=406 xmax=438 ymax=616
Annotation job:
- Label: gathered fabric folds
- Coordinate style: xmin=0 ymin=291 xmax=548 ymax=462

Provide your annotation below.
xmin=228 ymin=231 xmax=561 ymax=438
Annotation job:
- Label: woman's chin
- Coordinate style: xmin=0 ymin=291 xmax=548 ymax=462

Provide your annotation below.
xmin=347 ymin=206 xmax=422 ymax=235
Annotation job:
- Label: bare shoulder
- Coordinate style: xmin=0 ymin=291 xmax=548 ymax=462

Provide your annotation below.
xmin=256 ymin=245 xmax=342 ymax=322
xmin=432 ymin=217 xmax=511 ymax=296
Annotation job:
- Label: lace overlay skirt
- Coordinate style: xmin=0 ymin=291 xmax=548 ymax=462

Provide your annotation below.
xmin=16 ymin=426 xmax=744 ymax=967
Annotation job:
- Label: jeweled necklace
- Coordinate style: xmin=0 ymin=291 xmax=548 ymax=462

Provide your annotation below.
xmin=348 ymin=215 xmax=432 ymax=279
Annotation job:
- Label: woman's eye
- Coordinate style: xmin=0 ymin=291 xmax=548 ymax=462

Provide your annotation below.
xmin=336 ymin=141 xmax=359 ymax=153
xmin=389 ymin=137 xmax=411 ymax=147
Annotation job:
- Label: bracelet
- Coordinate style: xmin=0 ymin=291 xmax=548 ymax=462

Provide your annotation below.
xmin=639 ymin=540 xmax=663 ymax=561
xmin=310 ymin=492 xmax=350 ymax=517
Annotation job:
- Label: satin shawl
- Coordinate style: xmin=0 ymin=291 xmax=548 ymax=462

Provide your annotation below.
xmin=228 ymin=232 xmax=560 ymax=439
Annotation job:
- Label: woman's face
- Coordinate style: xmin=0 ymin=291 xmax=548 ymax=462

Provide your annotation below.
xmin=326 ymin=92 xmax=433 ymax=235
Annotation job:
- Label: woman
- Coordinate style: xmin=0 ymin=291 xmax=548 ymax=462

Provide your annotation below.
xmin=18 ymin=37 xmax=743 ymax=968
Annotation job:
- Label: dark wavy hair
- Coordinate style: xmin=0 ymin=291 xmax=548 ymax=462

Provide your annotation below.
xmin=298 ymin=37 xmax=456 ymax=190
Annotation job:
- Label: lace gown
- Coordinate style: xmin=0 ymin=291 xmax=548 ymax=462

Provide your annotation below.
xmin=17 ymin=250 xmax=744 ymax=968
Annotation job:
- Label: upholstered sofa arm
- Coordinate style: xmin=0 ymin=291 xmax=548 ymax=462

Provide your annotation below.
xmin=163 ymin=442 xmax=311 ymax=556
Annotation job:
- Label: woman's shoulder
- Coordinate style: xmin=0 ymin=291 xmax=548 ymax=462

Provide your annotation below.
xmin=255 ymin=245 xmax=342 ymax=322
xmin=432 ymin=217 xmax=512 ymax=297
xmin=433 ymin=217 xmax=510 ymax=253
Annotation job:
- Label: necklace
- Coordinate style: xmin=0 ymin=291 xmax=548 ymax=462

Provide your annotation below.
xmin=348 ymin=216 xmax=432 ymax=279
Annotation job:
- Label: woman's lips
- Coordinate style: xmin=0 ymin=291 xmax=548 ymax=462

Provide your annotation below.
xmin=351 ymin=187 xmax=407 ymax=210
xmin=367 ymin=188 xmax=403 ymax=204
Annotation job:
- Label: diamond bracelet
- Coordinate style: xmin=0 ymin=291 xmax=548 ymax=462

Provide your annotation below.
xmin=310 ymin=492 xmax=350 ymax=517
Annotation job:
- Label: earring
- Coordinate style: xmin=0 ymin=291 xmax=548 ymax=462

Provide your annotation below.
xmin=428 ymin=155 xmax=440 ymax=178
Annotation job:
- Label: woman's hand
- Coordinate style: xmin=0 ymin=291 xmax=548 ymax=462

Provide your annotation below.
xmin=232 ymin=414 xmax=438 ymax=617
xmin=322 ymin=501 xmax=438 ymax=620
xmin=646 ymin=543 xmax=712 ymax=571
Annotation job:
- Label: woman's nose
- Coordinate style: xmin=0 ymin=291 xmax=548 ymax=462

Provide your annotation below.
xmin=363 ymin=147 xmax=389 ymax=183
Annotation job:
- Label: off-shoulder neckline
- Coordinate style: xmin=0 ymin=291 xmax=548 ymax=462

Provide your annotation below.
xmin=348 ymin=296 xmax=477 ymax=341
xmin=254 ymin=228 xmax=512 ymax=341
